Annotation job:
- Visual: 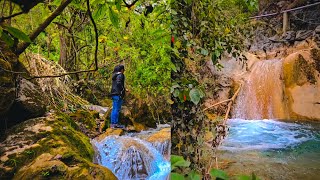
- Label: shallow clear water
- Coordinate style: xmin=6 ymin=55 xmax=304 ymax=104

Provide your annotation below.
xmin=218 ymin=119 xmax=320 ymax=180
xmin=92 ymin=126 xmax=170 ymax=180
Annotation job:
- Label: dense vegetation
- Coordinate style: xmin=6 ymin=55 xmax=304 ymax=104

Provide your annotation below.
xmin=170 ymin=0 xmax=258 ymax=175
xmin=0 ymin=0 xmax=172 ymax=127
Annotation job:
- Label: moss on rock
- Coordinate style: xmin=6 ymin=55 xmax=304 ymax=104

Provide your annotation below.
xmin=0 ymin=114 xmax=117 ymax=180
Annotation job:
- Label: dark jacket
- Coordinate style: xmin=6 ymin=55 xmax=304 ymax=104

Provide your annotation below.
xmin=110 ymin=72 xmax=125 ymax=98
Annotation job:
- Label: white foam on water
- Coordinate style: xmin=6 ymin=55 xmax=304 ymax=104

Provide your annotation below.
xmin=93 ymin=134 xmax=170 ymax=180
xmin=219 ymin=119 xmax=318 ymax=151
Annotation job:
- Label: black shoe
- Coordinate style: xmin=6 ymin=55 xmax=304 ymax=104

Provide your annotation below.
xmin=115 ymin=124 xmax=125 ymax=129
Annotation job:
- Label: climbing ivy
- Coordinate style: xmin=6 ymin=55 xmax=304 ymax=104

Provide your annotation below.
xmin=171 ymin=0 xmax=257 ymax=174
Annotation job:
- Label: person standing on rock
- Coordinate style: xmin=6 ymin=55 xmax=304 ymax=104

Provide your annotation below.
xmin=110 ymin=65 xmax=126 ymax=129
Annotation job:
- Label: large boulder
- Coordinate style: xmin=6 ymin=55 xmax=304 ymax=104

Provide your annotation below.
xmin=0 ymin=114 xmax=117 ymax=179
xmin=282 ymin=48 xmax=320 ymax=120
xmin=6 ymin=78 xmax=47 ymax=127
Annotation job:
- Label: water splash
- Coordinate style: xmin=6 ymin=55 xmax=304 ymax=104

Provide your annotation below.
xmin=93 ymin=135 xmax=170 ymax=180
xmin=233 ymin=59 xmax=287 ymax=119
xmin=220 ymin=119 xmax=320 ymax=151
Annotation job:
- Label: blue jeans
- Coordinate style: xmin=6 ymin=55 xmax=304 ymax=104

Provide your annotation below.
xmin=111 ymin=95 xmax=123 ymax=124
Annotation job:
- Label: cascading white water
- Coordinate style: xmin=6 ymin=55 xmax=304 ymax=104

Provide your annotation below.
xmin=233 ymin=59 xmax=287 ymax=119
xmin=220 ymin=58 xmax=320 ymax=179
xmin=92 ymin=127 xmax=170 ymax=180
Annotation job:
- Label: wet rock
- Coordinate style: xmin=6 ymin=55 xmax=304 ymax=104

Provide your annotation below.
xmin=0 ymin=114 xmax=116 ymax=179
xmin=146 ymin=128 xmax=170 ymax=143
xmin=146 ymin=128 xmax=171 ymax=159
xmin=95 ymin=128 xmax=124 ymax=142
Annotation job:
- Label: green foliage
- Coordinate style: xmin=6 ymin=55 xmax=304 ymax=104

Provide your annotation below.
xmin=171 ymin=155 xmax=191 ymax=171
xmin=3 ymin=25 xmax=31 ymax=43
xmin=210 ymin=169 xmax=229 ymax=180
xmin=1 ymin=32 xmax=14 ymax=47
xmin=187 ymin=171 xmax=201 ymax=180
xmin=108 ymin=6 xmax=120 ymax=28
xmin=171 ymin=155 xmax=260 ymax=180
xmin=171 ymin=173 xmax=185 ymax=180
xmin=171 ymin=0 xmax=256 ymax=173
xmin=189 ymin=88 xmax=205 ymax=105
xmin=42 ymin=171 xmax=50 ymax=177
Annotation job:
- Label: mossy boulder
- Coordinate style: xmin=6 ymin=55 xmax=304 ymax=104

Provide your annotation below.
xmin=0 ymin=114 xmax=117 ymax=179
xmin=59 ymin=109 xmax=101 ymax=138
xmin=282 ymin=49 xmax=320 ymax=120
xmin=102 ymin=105 xmax=147 ymax=132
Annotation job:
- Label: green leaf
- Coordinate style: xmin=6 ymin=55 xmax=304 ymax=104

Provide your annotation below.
xmin=115 ymin=0 xmax=121 ymax=11
xmin=1 ymin=32 xmax=14 ymax=47
xmin=211 ymin=53 xmax=218 ymax=65
xmin=108 ymin=7 xmax=119 ymax=28
xmin=171 ymin=173 xmax=185 ymax=180
xmin=171 ymin=10 xmax=177 ymax=15
xmin=189 ymin=88 xmax=201 ymax=105
xmin=173 ymin=89 xmax=180 ymax=97
xmin=200 ymin=48 xmax=208 ymax=56
xmin=51 ymin=0 xmax=62 ymax=6
xmin=187 ymin=170 xmax=201 ymax=180
xmin=94 ymin=4 xmax=107 ymax=19
xmin=235 ymin=175 xmax=251 ymax=180
xmin=141 ymin=51 xmax=147 ymax=55
xmin=170 ymin=84 xmax=181 ymax=93
xmin=199 ymin=89 xmax=205 ymax=98
xmin=170 ymin=63 xmax=177 ymax=72
xmin=171 ymin=155 xmax=191 ymax=170
xmin=4 ymin=26 xmax=31 ymax=43
xmin=210 ymin=169 xmax=229 ymax=180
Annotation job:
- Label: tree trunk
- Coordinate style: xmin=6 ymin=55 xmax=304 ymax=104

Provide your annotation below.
xmin=16 ymin=0 xmax=72 ymax=55
xmin=58 ymin=26 xmax=67 ymax=68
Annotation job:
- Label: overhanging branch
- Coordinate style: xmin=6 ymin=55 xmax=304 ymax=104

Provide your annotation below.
xmin=2 ymin=0 xmax=99 ymax=79
xmin=15 ymin=0 xmax=72 ymax=55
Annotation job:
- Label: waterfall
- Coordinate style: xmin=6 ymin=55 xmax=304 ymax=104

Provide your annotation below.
xmin=233 ymin=59 xmax=287 ymax=119
xmin=92 ymin=129 xmax=170 ymax=180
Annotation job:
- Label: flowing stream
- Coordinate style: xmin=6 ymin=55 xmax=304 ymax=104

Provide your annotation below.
xmin=92 ymin=125 xmax=171 ymax=180
xmin=219 ymin=60 xmax=320 ymax=179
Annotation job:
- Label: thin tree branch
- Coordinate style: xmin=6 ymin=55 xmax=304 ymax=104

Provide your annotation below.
xmin=1 ymin=0 xmax=99 ymax=80
xmin=203 ymin=84 xmax=242 ymax=113
xmin=0 ymin=11 xmax=24 ymax=22
xmin=251 ymin=1 xmax=320 ymax=19
xmin=53 ymin=22 xmax=70 ymax=32
xmin=203 ymin=99 xmax=232 ymax=111
xmin=223 ymin=84 xmax=242 ymax=124
xmin=15 ymin=0 xmax=72 ymax=55
xmin=86 ymin=0 xmax=98 ymax=71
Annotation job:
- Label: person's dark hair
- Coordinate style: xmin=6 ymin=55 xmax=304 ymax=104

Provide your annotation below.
xmin=118 ymin=65 xmax=125 ymax=71
xmin=113 ymin=65 xmax=120 ymax=73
